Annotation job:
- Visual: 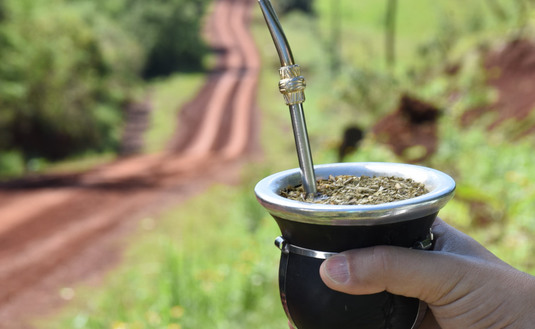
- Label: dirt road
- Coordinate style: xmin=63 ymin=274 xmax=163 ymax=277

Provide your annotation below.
xmin=0 ymin=0 xmax=261 ymax=327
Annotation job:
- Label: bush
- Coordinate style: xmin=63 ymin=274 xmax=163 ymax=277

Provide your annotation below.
xmin=84 ymin=0 xmax=211 ymax=78
xmin=0 ymin=0 xmax=143 ymax=162
xmin=0 ymin=0 xmax=211 ymax=166
xmin=278 ymin=0 xmax=315 ymax=15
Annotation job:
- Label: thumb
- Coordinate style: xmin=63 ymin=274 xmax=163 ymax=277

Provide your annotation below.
xmin=319 ymin=246 xmax=467 ymax=304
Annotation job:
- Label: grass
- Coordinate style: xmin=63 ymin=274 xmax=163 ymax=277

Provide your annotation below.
xmin=40 ymin=0 xmax=535 ymax=328
xmin=314 ymin=0 xmax=525 ymax=70
xmin=0 ymin=151 xmax=117 ymax=180
xmin=144 ymin=73 xmax=206 ymax=153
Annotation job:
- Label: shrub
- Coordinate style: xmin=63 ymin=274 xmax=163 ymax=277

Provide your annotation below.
xmin=0 ymin=0 xmax=211 ymax=166
xmin=0 ymin=0 xmax=143 ymax=162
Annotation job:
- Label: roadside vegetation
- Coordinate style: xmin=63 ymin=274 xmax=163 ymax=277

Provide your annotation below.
xmin=0 ymin=0 xmax=210 ymax=176
xmin=35 ymin=0 xmax=535 ymax=328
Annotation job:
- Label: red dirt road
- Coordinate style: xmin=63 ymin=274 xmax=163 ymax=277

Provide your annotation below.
xmin=0 ymin=0 xmax=260 ymax=327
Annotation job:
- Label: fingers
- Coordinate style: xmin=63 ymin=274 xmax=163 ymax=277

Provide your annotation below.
xmin=319 ymin=245 xmax=473 ymax=305
xmin=316 ymin=218 xmax=535 ymax=328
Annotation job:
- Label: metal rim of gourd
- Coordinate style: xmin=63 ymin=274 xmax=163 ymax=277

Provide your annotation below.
xmin=254 ymin=162 xmax=456 ymax=226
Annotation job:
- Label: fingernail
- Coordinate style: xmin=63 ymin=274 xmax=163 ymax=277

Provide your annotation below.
xmin=323 ymin=254 xmax=349 ymax=284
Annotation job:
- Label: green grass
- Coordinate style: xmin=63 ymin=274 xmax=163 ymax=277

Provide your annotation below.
xmin=314 ymin=0 xmax=526 ymax=70
xmin=40 ymin=0 xmax=535 ymax=328
xmin=0 ymin=151 xmax=117 ymax=180
xmin=144 ymin=73 xmax=206 ymax=153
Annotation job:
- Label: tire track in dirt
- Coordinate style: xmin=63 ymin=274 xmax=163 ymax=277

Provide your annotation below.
xmin=0 ymin=0 xmax=260 ymax=327
xmin=221 ymin=0 xmax=261 ymax=159
xmin=173 ymin=0 xmax=259 ymax=158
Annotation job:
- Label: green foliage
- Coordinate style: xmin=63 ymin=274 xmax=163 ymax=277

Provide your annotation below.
xmin=277 ymin=0 xmax=315 ymax=15
xmin=82 ymin=0 xmax=211 ymax=77
xmin=336 ymin=68 xmax=400 ymax=127
xmin=431 ymin=117 xmax=535 ymax=273
xmin=0 ymin=0 xmax=142 ymax=162
xmin=0 ymin=150 xmax=24 ymax=177
xmin=138 ymin=0 xmax=209 ymax=77
xmin=0 ymin=0 xmax=211 ymax=167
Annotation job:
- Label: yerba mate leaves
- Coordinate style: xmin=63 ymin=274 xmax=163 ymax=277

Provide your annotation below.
xmin=280 ymin=175 xmax=428 ymax=205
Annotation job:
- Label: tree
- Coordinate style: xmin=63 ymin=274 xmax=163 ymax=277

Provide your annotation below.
xmin=0 ymin=0 xmax=211 ymax=167
xmin=0 ymin=0 xmax=141 ymax=163
xmin=88 ymin=0 xmax=211 ymax=77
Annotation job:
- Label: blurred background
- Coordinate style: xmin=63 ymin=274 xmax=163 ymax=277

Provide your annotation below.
xmin=1 ymin=0 xmax=535 ymax=328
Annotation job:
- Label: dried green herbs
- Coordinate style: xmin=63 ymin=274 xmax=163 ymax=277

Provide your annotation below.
xmin=280 ymin=175 xmax=429 ymax=205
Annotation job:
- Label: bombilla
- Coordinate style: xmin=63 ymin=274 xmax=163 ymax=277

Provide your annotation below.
xmin=258 ymin=0 xmax=317 ymax=196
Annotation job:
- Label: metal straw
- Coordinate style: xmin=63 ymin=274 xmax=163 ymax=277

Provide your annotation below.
xmin=258 ymin=0 xmax=317 ymax=196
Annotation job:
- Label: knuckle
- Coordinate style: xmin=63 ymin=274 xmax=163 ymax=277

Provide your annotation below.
xmin=371 ymin=245 xmax=394 ymax=276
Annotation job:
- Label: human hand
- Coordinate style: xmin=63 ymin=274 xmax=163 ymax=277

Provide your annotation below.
xmin=319 ymin=218 xmax=535 ymax=329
